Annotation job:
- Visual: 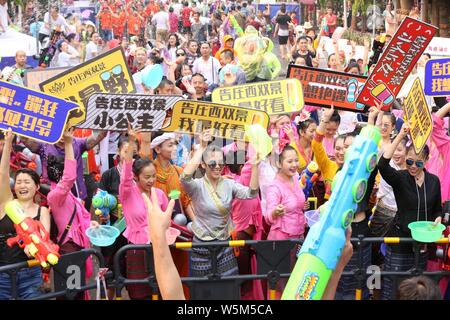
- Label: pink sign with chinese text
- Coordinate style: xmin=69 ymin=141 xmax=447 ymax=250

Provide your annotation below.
xmin=356 ymin=17 xmax=438 ymax=111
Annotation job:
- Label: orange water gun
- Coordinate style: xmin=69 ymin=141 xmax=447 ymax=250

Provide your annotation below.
xmin=5 ymin=200 xmax=60 ymax=268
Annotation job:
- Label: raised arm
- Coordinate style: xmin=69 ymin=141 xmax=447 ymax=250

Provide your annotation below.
xmin=382 ymin=121 xmax=409 ymax=160
xmin=0 ymin=130 xmax=15 ymax=206
xmin=144 ymin=190 xmax=185 ymax=300
xmin=86 ymin=130 xmax=108 ymax=150
xmin=182 ymin=129 xmax=211 ymax=177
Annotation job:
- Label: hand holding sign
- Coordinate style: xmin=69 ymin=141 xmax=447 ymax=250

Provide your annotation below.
xmin=399 ymin=121 xmax=411 ymax=138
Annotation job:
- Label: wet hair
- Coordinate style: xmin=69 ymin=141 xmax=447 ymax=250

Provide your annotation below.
xmin=47 ymin=155 xmax=65 ymax=183
xmin=167 ymin=33 xmax=180 ymax=48
xmin=334 ymin=133 xmax=346 ymax=147
xmin=279 ymin=145 xmax=297 ymax=162
xmin=226 ymin=150 xmax=246 ymax=175
xmin=220 ymin=49 xmax=234 ymax=61
xmin=66 ymin=33 xmax=76 ymax=43
xmin=132 ymin=157 xmax=155 ymax=176
xmin=175 ymin=62 xmax=191 ymax=80
xmin=14 ymin=168 xmax=40 ymax=186
xmin=329 ymin=110 xmax=341 ymax=124
xmin=202 ymin=145 xmax=224 ymax=163
xmin=346 ymin=62 xmax=360 ymax=74
xmin=118 ymin=136 xmax=140 ymax=152
xmin=382 ymin=112 xmax=396 ymax=126
xmin=192 ymin=73 xmax=206 ymax=81
xmin=297 ymin=118 xmax=316 ymax=134
xmin=397 ymin=276 xmax=442 ymax=300
xmin=406 ymin=144 xmax=430 ymax=160
xmin=157 ymin=77 xmax=174 ymax=92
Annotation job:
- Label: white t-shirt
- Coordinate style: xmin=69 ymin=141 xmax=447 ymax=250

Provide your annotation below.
xmin=173 ymin=3 xmax=183 ymax=16
xmin=0 ymin=2 xmax=8 ymax=31
xmin=39 ymin=12 xmax=69 ymax=35
xmin=152 ymin=11 xmax=169 ymax=30
xmin=57 ymin=51 xmax=72 ymax=67
xmin=192 ymin=56 xmax=221 ymax=86
xmin=85 ymin=41 xmax=98 ymax=61
xmin=67 ymin=44 xmax=80 ymax=66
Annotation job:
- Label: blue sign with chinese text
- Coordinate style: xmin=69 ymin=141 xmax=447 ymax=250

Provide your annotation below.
xmin=424 ymin=58 xmax=450 ymax=96
xmin=0 ymin=81 xmax=79 ymax=144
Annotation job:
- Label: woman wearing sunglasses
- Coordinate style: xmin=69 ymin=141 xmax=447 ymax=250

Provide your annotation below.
xmin=180 ymin=129 xmax=259 ymax=278
xmin=378 ymin=121 xmax=442 ymax=300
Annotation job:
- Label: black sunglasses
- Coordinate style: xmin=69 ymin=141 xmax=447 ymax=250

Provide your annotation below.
xmin=207 ymin=160 xmax=224 ymax=169
xmin=176 ymin=52 xmax=185 ymax=57
xmin=406 ymin=158 xmax=424 ymax=168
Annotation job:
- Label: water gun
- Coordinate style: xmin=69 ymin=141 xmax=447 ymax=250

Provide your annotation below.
xmin=5 ymin=200 xmax=60 ymax=268
xmin=92 ymin=190 xmax=117 ymax=225
xmin=38 ymin=29 xmax=63 ymax=68
xmin=299 ymin=162 xmax=320 ymax=198
xmin=282 ymin=125 xmax=381 ymax=300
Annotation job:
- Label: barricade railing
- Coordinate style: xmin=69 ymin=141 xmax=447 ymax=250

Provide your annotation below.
xmin=1 ymin=237 xmax=449 ymax=300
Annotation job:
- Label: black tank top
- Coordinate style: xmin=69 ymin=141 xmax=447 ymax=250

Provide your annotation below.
xmin=0 ymin=206 xmax=42 ymax=266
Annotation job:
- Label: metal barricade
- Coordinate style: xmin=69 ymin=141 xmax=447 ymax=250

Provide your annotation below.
xmin=0 ymin=237 xmax=449 ymax=300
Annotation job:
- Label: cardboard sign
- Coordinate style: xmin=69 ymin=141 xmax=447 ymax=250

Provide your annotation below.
xmin=0 ymin=80 xmax=79 ymax=143
xmin=424 ymin=58 xmax=450 ymax=96
xmin=162 ymin=100 xmax=269 ymax=141
xmin=211 ymin=79 xmax=304 ymax=115
xmin=24 ymin=67 xmax=68 ymax=91
xmin=77 ymin=94 xmax=182 ymax=131
xmin=356 ymin=17 xmax=437 ymax=111
xmin=39 ymin=47 xmax=135 ymax=127
xmin=403 ymin=78 xmax=432 ymax=154
xmin=287 ymin=65 xmax=368 ymax=112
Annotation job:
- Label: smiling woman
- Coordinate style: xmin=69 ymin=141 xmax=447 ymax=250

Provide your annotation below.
xmin=378 ymin=121 xmax=443 ymax=300
xmin=0 ymin=129 xmax=50 ymax=300
xmin=180 ymin=129 xmax=259 ymax=278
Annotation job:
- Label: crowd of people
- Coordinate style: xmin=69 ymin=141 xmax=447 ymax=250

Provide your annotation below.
xmin=0 ymin=0 xmax=449 ymax=301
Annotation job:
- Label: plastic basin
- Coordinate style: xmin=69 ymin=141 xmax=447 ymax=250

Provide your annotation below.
xmin=86 ymin=225 xmax=120 ymax=247
xmin=408 ymin=221 xmax=445 ymax=243
xmin=305 ymin=209 xmax=320 ymax=227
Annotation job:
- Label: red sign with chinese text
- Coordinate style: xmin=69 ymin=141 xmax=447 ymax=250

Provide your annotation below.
xmin=356 ymin=17 xmax=438 ymax=111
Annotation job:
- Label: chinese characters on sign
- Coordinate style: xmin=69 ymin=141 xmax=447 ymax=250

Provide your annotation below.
xmin=356 ymin=17 xmax=438 ymax=111
xmin=424 ymin=58 xmax=450 ymax=96
xmin=287 ymin=65 xmax=368 ymax=112
xmin=162 ymin=100 xmax=269 ymax=141
xmin=0 ymin=80 xmax=79 ymax=143
xmin=39 ymin=47 xmax=135 ymax=127
xmin=77 ymin=94 xmax=182 ymax=131
xmin=24 ymin=67 xmax=68 ymax=91
xmin=211 ymin=79 xmax=304 ymax=115
xmin=403 ymin=78 xmax=432 ymax=154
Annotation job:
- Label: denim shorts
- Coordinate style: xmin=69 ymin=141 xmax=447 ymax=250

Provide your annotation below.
xmin=0 ymin=266 xmax=42 ymax=300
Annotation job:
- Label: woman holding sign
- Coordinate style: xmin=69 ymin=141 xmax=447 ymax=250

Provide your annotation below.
xmin=180 ymin=129 xmax=260 ymax=278
xmin=0 ymin=130 xmax=50 ymax=299
xmin=378 ymin=122 xmax=443 ymax=300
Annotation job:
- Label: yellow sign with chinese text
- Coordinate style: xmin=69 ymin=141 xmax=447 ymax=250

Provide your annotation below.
xmin=162 ymin=100 xmax=269 ymax=141
xmin=211 ymin=78 xmax=304 ymax=115
xmin=403 ymin=78 xmax=433 ymax=154
xmin=39 ymin=47 xmax=135 ymax=127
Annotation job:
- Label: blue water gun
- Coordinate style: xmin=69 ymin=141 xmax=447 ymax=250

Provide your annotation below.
xmin=92 ymin=190 xmax=117 ymax=226
xmin=299 ymin=161 xmax=320 ymax=198
xmin=282 ymin=125 xmax=381 ymax=300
